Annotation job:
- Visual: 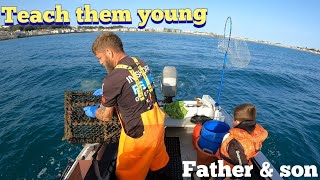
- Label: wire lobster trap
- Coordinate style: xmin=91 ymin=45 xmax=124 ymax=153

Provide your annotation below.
xmin=63 ymin=91 xmax=121 ymax=144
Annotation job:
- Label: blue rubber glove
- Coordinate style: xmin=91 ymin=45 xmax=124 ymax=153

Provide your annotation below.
xmin=93 ymin=89 xmax=103 ymax=96
xmin=83 ymin=105 xmax=99 ymax=118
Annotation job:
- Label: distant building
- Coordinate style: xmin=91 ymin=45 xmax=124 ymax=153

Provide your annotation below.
xmin=128 ymin=27 xmax=137 ymax=32
xmin=0 ymin=25 xmax=9 ymax=29
xmin=182 ymin=30 xmax=194 ymax=34
xmin=145 ymin=27 xmax=155 ymax=32
xmin=154 ymin=27 xmax=164 ymax=32
xmin=137 ymin=28 xmax=145 ymax=32
xmin=120 ymin=27 xmax=129 ymax=31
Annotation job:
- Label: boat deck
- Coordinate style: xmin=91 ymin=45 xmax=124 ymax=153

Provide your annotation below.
xmin=61 ymin=94 xmax=282 ymax=180
xmin=166 ymin=127 xmax=197 ymax=163
xmin=61 ymin=127 xmax=275 ymax=180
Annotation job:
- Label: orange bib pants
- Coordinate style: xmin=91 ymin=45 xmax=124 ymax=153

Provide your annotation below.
xmin=116 ymin=103 xmax=169 ymax=180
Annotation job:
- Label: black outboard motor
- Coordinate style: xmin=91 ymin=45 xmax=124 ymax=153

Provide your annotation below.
xmin=161 ymin=66 xmax=177 ymax=103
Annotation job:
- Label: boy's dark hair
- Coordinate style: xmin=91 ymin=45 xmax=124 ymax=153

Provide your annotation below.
xmin=92 ymin=32 xmax=124 ymax=54
xmin=233 ymin=103 xmax=256 ymax=122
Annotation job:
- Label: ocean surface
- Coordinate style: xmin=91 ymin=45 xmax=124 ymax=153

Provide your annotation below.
xmin=0 ymin=32 xmax=319 ymax=179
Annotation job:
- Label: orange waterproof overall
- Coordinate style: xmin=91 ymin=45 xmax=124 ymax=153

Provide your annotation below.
xmin=114 ymin=57 xmax=169 ymax=180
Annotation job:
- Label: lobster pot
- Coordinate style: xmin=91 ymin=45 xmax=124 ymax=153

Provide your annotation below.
xmin=198 ymin=120 xmax=230 ymax=154
xmin=64 ymin=91 xmax=121 ymax=144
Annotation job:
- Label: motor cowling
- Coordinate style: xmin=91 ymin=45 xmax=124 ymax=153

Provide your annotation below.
xmin=161 ymin=66 xmax=177 ymax=103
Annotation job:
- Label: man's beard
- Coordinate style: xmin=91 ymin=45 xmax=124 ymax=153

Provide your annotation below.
xmin=105 ymin=65 xmax=113 ymax=74
xmin=104 ymin=60 xmax=115 ymax=73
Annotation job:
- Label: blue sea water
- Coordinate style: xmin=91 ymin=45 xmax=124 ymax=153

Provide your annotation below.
xmin=0 ymin=32 xmax=319 ymax=179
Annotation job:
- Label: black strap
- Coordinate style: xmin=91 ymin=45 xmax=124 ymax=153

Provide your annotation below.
xmin=219 ymin=148 xmax=238 ymax=166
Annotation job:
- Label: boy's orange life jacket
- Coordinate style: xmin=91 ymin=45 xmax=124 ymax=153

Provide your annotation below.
xmin=217 ymin=124 xmax=268 ymax=167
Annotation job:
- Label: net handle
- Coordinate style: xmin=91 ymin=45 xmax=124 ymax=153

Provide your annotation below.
xmin=216 ymin=17 xmax=232 ymax=107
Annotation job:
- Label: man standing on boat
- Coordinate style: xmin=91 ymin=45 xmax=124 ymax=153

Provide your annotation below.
xmin=91 ymin=32 xmax=169 ymax=179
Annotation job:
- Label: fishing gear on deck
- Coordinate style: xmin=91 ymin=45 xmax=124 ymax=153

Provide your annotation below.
xmin=63 ymin=91 xmax=121 ymax=144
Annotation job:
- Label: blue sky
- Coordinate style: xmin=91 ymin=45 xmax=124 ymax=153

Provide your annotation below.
xmin=1 ymin=0 xmax=319 ymax=49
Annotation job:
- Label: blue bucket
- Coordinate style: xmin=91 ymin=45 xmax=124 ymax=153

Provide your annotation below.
xmin=198 ymin=120 xmax=230 ymax=154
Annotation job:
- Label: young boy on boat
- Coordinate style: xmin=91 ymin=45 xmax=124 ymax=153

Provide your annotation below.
xmin=192 ymin=104 xmax=268 ymax=179
xmin=216 ymin=103 xmax=268 ymax=177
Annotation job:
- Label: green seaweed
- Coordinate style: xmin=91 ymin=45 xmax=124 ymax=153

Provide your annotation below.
xmin=163 ymin=101 xmax=188 ymax=119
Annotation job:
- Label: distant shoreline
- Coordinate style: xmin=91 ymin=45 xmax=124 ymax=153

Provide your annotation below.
xmin=1 ymin=29 xmax=319 ymax=55
xmin=239 ymin=38 xmax=320 ymax=55
xmin=0 ymin=31 xmax=86 ymax=41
